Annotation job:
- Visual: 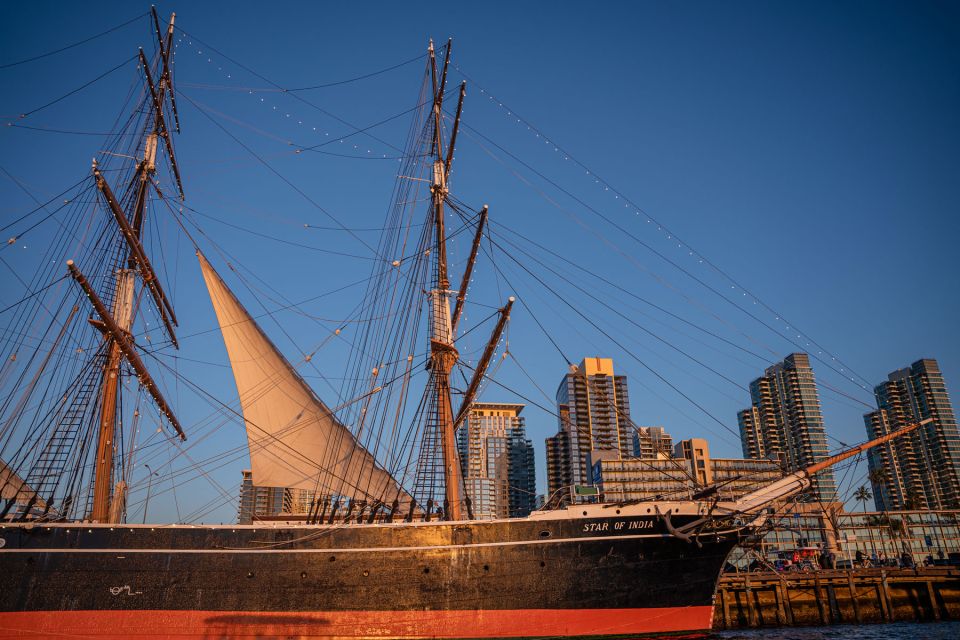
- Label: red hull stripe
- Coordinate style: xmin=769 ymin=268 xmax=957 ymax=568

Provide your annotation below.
xmin=0 ymin=607 xmax=713 ymax=638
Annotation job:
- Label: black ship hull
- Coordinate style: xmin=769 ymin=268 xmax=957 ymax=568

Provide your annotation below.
xmin=0 ymin=507 xmax=745 ymax=638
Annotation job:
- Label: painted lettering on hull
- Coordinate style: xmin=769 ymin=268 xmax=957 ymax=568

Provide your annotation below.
xmin=582 ymin=519 xmax=655 ymax=533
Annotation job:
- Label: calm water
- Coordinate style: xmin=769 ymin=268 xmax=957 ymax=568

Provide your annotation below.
xmin=712 ymin=621 xmax=960 ymax=639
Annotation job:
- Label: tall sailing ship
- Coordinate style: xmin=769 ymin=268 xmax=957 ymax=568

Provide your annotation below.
xmin=0 ymin=10 xmax=927 ymax=639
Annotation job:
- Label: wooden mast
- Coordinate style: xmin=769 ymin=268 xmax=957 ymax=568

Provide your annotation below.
xmin=89 ymin=261 xmax=137 ymax=523
xmin=89 ymin=11 xmax=180 ymax=523
xmin=427 ymin=38 xmax=465 ymax=521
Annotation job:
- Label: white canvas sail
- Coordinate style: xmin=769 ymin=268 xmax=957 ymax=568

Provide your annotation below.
xmin=0 ymin=460 xmax=45 ymax=509
xmin=197 ymin=251 xmax=411 ymax=508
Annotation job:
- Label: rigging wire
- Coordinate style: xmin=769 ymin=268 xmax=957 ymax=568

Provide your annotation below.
xmin=174 ymin=27 xmax=408 ymax=155
xmin=481 ymin=224 xmax=744 ymax=441
xmin=182 ymin=203 xmax=377 ymax=261
xmin=0 ymin=183 xmax=95 ymax=253
xmin=176 ymin=89 xmax=379 ymax=256
xmin=15 ymin=54 xmax=138 ymax=119
xmin=4 ymin=123 xmax=142 ymax=137
xmin=462 ymin=124 xmax=879 ymax=429
xmin=2 ymin=29 xmax=894 ymax=523
xmin=0 ymin=172 xmax=88 ymax=234
xmin=0 ymin=11 xmax=148 ymax=69
xmin=453 ymin=64 xmax=875 ymax=392
xmin=0 ymin=275 xmax=69 ymax=315
xmin=457 ymin=126 xmax=785 ymax=362
xmin=490 ymin=224 xmax=750 ymax=393
xmin=471 ymin=204 xmax=773 ymax=367
xmin=285 ymin=52 xmax=427 ymax=91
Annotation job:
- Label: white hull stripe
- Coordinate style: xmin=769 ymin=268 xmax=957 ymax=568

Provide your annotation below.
xmin=0 ymin=528 xmax=742 ymax=554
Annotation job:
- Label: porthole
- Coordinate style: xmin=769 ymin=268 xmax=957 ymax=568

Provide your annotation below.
xmin=483 ymin=565 xmax=489 ymax=572
xmin=615 ymin=509 xmax=621 ymax=515
xmin=329 ymin=555 xmax=336 ymax=562
xmin=539 ymin=530 xmax=550 ymax=538
xmin=246 ymin=572 xmax=254 ymax=579
xmin=423 ymin=567 xmax=430 ymax=574
xmin=582 ymin=511 xmax=587 ymax=516
xmin=362 ymin=570 xmax=369 ymax=577
xmin=539 ymin=561 xmax=546 ymax=568
xmin=300 ymin=572 xmax=307 ymax=579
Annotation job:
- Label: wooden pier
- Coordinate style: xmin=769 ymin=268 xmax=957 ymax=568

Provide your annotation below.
xmin=714 ymin=567 xmax=960 ymax=629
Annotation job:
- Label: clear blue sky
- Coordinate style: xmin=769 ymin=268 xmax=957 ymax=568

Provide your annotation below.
xmin=1 ymin=1 xmax=958 ymax=523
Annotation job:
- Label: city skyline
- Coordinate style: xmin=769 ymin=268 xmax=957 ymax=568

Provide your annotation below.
xmin=231 ymin=350 xmax=959 ymax=519
xmin=540 ymin=351 xmax=957 ymax=512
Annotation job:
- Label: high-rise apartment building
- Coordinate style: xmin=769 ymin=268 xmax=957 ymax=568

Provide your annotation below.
xmin=546 ymin=357 xmax=633 ymax=497
xmin=507 ymin=425 xmax=537 ymax=518
xmin=237 ymin=469 xmax=317 ymax=524
xmin=457 ymin=402 xmax=537 ymax=519
xmin=545 ymin=430 xmax=572 ymax=499
xmin=737 ymin=353 xmax=837 ymax=502
xmin=632 ymin=426 xmax=673 ymax=459
xmin=864 ymin=358 xmax=960 ymax=510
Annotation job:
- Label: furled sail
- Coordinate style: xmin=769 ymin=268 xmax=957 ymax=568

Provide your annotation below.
xmin=197 ymin=251 xmax=412 ymax=507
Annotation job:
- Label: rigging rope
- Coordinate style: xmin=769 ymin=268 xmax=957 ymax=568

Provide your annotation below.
xmin=285 ymin=52 xmax=427 ymax=91
xmin=174 ymin=27 xmax=408 ymax=155
xmin=4 ymin=122 xmax=142 ymax=137
xmin=0 ymin=174 xmax=88 ymax=234
xmin=176 ymin=89 xmax=379 ymax=256
xmin=453 ymin=64 xmax=875 ymax=393
xmin=15 ymin=54 xmax=138 ymax=119
xmin=0 ymin=275 xmax=69 ymax=315
xmin=0 ymin=11 xmax=148 ymax=69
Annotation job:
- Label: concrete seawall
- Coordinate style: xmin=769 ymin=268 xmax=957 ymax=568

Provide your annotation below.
xmin=714 ymin=568 xmax=960 ymax=629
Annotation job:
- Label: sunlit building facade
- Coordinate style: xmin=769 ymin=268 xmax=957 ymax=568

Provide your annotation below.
xmin=458 ymin=402 xmax=536 ymax=519
xmin=864 ymin=358 xmax=960 ymax=510
xmin=737 ymin=353 xmax=837 ymax=502
xmin=546 ymin=357 xmax=633 ymax=497
xmin=237 ymin=469 xmax=316 ymax=524
xmin=632 ymin=426 xmax=673 ymax=459
xmin=593 ymin=437 xmax=783 ymax=502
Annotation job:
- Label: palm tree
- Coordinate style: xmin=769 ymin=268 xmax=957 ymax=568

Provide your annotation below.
xmin=854 ymin=485 xmax=876 ymax=563
xmin=854 ymin=485 xmax=872 ymax=509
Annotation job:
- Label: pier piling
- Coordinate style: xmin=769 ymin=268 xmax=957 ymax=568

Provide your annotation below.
xmin=714 ymin=567 xmax=958 ymax=629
